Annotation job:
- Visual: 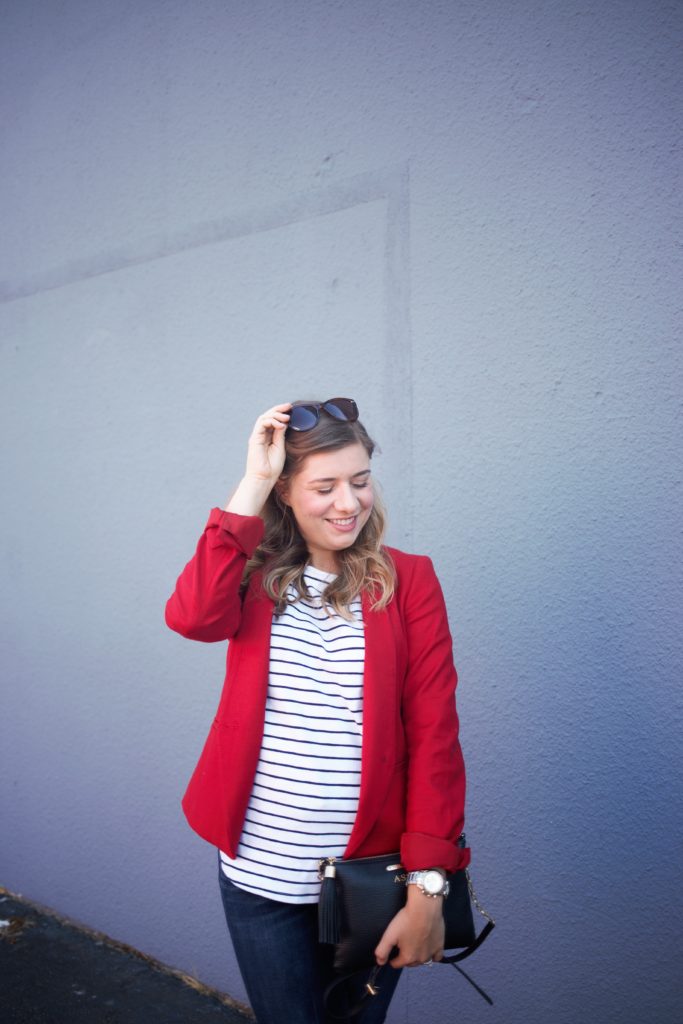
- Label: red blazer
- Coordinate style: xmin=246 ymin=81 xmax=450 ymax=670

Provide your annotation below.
xmin=165 ymin=509 xmax=470 ymax=873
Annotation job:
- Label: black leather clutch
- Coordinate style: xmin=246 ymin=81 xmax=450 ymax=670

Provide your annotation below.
xmin=318 ymin=848 xmax=493 ymax=974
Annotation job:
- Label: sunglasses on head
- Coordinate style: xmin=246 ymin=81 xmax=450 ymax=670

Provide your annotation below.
xmin=287 ymin=397 xmax=359 ymax=432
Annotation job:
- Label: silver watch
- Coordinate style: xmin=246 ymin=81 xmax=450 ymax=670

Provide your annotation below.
xmin=405 ymin=869 xmax=450 ymax=898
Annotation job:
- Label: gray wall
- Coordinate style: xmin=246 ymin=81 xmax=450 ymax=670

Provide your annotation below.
xmin=1 ymin=2 xmax=681 ymax=1022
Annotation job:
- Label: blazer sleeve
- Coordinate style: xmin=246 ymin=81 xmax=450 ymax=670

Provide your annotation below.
xmin=398 ymin=555 xmax=471 ymax=874
xmin=165 ymin=508 xmax=265 ymax=642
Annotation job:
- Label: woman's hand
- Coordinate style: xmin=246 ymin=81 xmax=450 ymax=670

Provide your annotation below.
xmin=225 ymin=403 xmax=291 ymax=516
xmin=244 ymin=403 xmax=292 ymax=482
xmin=374 ymin=886 xmax=446 ymax=969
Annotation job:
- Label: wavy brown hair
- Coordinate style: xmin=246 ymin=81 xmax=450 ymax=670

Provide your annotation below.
xmin=242 ymin=411 xmax=396 ymax=617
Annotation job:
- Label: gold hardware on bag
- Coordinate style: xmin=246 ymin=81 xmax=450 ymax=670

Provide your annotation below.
xmin=317 ymin=857 xmax=337 ymax=881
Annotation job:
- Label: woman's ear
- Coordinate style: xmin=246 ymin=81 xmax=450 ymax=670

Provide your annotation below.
xmin=274 ymin=479 xmax=290 ymax=507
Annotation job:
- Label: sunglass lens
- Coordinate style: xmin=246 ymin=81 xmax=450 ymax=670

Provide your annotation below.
xmin=323 ymin=398 xmax=358 ymax=422
xmin=288 ymin=405 xmax=319 ymax=431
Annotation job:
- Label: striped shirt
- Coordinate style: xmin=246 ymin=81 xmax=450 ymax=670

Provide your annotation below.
xmin=220 ymin=566 xmax=365 ymax=903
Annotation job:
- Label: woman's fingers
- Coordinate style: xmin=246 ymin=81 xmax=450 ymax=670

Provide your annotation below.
xmin=244 ymin=403 xmax=292 ymax=482
xmin=375 ymin=903 xmax=446 ymax=969
xmin=259 ymin=403 xmax=293 ymax=423
xmin=250 ymin=403 xmax=292 ymax=437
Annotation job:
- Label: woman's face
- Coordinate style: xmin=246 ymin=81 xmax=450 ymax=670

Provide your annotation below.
xmin=280 ymin=442 xmax=374 ymax=572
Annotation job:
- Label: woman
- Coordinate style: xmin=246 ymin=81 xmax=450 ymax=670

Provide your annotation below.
xmin=165 ymin=399 xmax=469 ymax=1024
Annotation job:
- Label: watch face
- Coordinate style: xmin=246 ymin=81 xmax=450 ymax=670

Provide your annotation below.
xmin=423 ymin=870 xmax=444 ymax=895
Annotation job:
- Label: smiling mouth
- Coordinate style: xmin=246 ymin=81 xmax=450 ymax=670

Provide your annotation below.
xmin=327 ymin=516 xmax=357 ymax=528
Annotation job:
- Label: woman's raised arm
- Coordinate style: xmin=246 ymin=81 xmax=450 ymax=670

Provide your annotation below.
xmin=165 ymin=403 xmax=291 ymax=641
xmin=225 ymin=403 xmax=291 ymax=515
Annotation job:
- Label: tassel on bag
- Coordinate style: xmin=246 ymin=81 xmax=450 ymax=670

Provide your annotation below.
xmin=318 ymin=858 xmax=341 ymax=944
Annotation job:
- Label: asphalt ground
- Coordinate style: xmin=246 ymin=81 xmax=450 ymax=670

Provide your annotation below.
xmin=0 ymin=887 xmax=253 ymax=1024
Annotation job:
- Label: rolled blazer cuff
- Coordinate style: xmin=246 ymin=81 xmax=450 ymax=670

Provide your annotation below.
xmin=205 ymin=508 xmax=264 ymax=555
xmin=400 ymin=832 xmax=471 ymax=874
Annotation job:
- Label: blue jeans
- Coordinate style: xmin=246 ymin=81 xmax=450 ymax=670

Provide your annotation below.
xmin=218 ymin=867 xmax=402 ymax=1024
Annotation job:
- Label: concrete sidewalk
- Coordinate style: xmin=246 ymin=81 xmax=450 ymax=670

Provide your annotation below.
xmin=0 ymin=887 xmax=253 ymax=1023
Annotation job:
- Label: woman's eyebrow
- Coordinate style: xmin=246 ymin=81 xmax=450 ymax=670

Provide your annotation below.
xmin=307 ymin=469 xmax=372 ymax=484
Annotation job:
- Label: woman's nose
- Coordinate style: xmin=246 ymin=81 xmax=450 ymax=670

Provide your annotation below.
xmin=334 ymin=485 xmax=360 ymax=514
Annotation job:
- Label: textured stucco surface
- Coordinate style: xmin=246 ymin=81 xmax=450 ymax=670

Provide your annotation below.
xmin=1 ymin=2 xmax=681 ymax=1022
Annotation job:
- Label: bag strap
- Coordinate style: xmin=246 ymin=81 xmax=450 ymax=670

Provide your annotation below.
xmin=323 ymin=965 xmax=387 ymax=1021
xmin=442 ymin=868 xmax=496 ymax=964
xmin=442 ymin=918 xmax=495 ymax=963
xmin=323 ymin=919 xmax=495 ymax=1020
xmin=323 ymin=957 xmax=494 ymax=1021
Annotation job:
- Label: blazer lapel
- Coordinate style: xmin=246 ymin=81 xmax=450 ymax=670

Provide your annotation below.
xmin=344 ymin=593 xmax=399 ymax=858
xmin=230 ymin=580 xmax=274 ymax=722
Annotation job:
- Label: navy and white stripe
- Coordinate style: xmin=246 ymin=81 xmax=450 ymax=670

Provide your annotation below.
xmin=220 ymin=566 xmax=365 ymax=903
